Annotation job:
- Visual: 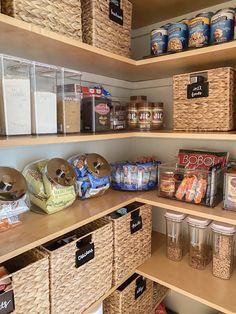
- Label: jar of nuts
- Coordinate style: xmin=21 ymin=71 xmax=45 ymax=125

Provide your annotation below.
xmin=165 ymin=211 xmax=186 ymax=261
xmin=187 ymin=216 xmax=212 ymax=270
xmin=211 ymin=222 xmax=236 ymax=280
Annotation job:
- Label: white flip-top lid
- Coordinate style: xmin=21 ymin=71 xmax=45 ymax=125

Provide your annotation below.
xmin=211 ymin=221 xmax=236 ymax=235
xmin=165 ymin=210 xmax=186 ymax=222
xmin=187 ymin=216 xmax=211 ymax=228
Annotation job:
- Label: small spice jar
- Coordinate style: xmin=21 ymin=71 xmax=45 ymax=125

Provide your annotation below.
xmin=126 ymin=103 xmax=138 ymax=129
xmin=137 ymin=102 xmax=153 ymax=131
xmin=159 ymin=171 xmax=175 ymax=198
xmin=165 ymin=211 xmax=186 ymax=261
xmin=211 ymin=221 xmax=236 ymax=280
xmin=152 ymin=102 xmax=164 ymax=129
xmin=187 ymin=216 xmax=212 ymax=270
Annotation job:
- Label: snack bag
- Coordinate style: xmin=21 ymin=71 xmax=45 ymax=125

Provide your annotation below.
xmin=0 ymin=167 xmax=29 ymax=232
xmin=68 ymin=153 xmax=111 ymax=199
xmin=23 ymin=158 xmax=76 ymax=214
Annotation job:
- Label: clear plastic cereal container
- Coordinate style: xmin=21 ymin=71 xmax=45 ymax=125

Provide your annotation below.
xmin=165 ymin=211 xmax=186 ymax=261
xmin=211 ymin=221 xmax=236 ymax=280
xmin=187 ymin=216 xmax=212 ymax=270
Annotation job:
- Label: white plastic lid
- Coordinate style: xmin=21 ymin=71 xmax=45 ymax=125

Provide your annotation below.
xmin=165 ymin=211 xmax=186 ymax=222
xmin=187 ymin=216 xmax=211 ymax=228
xmin=211 ymin=221 xmax=236 ymax=235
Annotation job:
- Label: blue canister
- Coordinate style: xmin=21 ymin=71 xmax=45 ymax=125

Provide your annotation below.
xmin=151 ymin=28 xmax=168 ymax=55
xmin=210 ymin=8 xmax=234 ymax=44
xmin=188 ymin=13 xmax=212 ymax=48
xmin=167 ymin=22 xmax=188 ymax=52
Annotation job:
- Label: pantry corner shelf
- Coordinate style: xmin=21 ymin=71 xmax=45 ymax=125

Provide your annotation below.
xmin=1 ymin=13 xmax=236 ymax=81
xmin=137 ymin=232 xmax=236 ymax=314
xmin=1 ymin=130 xmax=236 ymax=148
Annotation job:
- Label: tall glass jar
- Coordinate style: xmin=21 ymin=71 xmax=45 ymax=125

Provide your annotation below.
xmin=165 ymin=211 xmax=186 ymax=261
xmin=187 ymin=216 xmax=212 ymax=270
xmin=211 ymin=221 xmax=236 ymax=280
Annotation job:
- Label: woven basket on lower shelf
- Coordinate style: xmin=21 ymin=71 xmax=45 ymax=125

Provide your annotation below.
xmin=173 ymin=67 xmax=236 ymax=131
xmin=107 ymin=202 xmax=152 ymax=285
xmin=152 ymin=283 xmax=169 ymax=309
xmin=81 ymin=0 xmax=132 ymax=57
xmin=104 ymin=274 xmax=153 ymax=314
xmin=1 ymin=0 xmax=82 ymax=40
xmin=40 ymin=218 xmax=113 ymax=314
xmin=2 ymin=249 xmax=50 ymax=313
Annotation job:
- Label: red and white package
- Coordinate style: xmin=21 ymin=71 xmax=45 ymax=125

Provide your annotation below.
xmin=155 ymin=303 xmax=168 ymax=314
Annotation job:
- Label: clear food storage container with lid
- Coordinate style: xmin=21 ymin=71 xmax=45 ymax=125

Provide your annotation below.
xmin=0 ymin=55 xmax=31 ymax=135
xmin=31 ymin=62 xmax=57 ymax=134
xmin=211 ymin=221 xmax=236 ymax=280
xmin=165 ymin=211 xmax=186 ymax=261
xmin=57 ymin=68 xmax=81 ymax=134
xmin=187 ymin=216 xmax=212 ymax=270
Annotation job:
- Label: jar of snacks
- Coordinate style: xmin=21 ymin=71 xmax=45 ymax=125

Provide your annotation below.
xmin=187 ymin=216 xmax=212 ymax=270
xmin=152 ymin=102 xmax=164 ymax=129
xmin=126 ymin=103 xmax=138 ymax=129
xmin=137 ymin=102 xmax=153 ymax=131
xmin=165 ymin=211 xmax=186 ymax=261
xmin=159 ymin=171 xmax=175 ymax=198
xmin=211 ymin=221 xmax=236 ymax=280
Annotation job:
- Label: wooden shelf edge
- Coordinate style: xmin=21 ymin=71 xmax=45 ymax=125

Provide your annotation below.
xmin=1 ymin=130 xmax=236 ymax=148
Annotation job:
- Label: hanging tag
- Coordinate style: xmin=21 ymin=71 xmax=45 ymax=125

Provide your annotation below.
xmin=187 ymin=82 xmax=209 ymax=99
xmin=130 ymin=209 xmax=142 ymax=234
xmin=0 ymin=290 xmax=15 ymax=314
xmin=135 ymin=277 xmax=146 ymax=299
xmin=109 ymin=2 xmax=123 ymax=26
xmin=110 ymin=0 xmax=121 ymax=7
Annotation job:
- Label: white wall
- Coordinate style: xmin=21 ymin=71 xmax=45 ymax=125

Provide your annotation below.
xmin=131 ymin=0 xmax=236 ymax=60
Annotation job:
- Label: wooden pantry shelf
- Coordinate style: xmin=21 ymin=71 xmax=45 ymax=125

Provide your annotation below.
xmin=137 ymin=190 xmax=236 ymax=225
xmin=1 ymin=130 xmax=236 ymax=148
xmin=1 ymin=14 xmax=236 ymax=81
xmin=137 ymin=232 xmax=236 ymax=314
xmin=0 ymin=132 xmax=134 ymax=148
xmin=0 ymin=189 xmax=142 ymax=263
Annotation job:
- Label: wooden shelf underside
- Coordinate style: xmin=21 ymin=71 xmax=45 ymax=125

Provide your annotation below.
xmin=137 ymin=232 xmax=236 ymax=314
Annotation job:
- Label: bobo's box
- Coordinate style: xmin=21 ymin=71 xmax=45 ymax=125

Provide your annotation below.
xmin=173 ymin=67 xmax=236 ymax=131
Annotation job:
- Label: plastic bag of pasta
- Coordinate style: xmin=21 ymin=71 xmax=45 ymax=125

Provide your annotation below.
xmin=23 ymin=158 xmax=76 ymax=214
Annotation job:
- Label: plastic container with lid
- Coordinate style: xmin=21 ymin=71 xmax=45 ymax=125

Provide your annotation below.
xmin=187 ymin=216 xmax=212 ymax=270
xmin=165 ymin=211 xmax=186 ymax=261
xmin=223 ymin=166 xmax=236 ymax=211
xmin=211 ymin=221 xmax=236 ymax=279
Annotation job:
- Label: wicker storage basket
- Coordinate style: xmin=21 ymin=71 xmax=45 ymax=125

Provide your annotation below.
xmin=108 ymin=202 xmax=152 ymax=285
xmin=40 ymin=218 xmax=113 ymax=314
xmin=2 ymin=0 xmax=82 ymax=40
xmin=173 ymin=67 xmax=236 ymax=131
xmin=152 ymin=283 xmax=169 ymax=309
xmin=81 ymin=0 xmax=132 ymax=57
xmin=1 ymin=249 xmax=49 ymax=314
xmin=104 ymin=274 xmax=153 ymax=314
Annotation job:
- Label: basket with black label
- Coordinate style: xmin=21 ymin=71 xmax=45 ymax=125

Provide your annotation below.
xmin=39 ymin=218 xmax=113 ymax=314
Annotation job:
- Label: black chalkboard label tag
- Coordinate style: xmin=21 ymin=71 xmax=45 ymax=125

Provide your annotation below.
xmin=0 ymin=290 xmax=15 ymax=314
xmin=75 ymin=243 xmax=94 ymax=268
xmin=130 ymin=215 xmax=142 ymax=234
xmin=135 ymin=277 xmax=146 ymax=299
xmin=187 ymin=82 xmax=209 ymax=99
xmin=109 ymin=2 xmax=123 ymax=26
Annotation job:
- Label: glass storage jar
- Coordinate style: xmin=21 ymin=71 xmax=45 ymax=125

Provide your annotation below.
xmin=211 ymin=221 xmax=236 ymax=280
xmin=187 ymin=216 xmax=212 ymax=270
xmin=165 ymin=211 xmax=186 ymax=261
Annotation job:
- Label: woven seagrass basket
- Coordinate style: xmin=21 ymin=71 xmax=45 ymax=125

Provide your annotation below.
xmin=2 ymin=0 xmax=82 ymax=40
xmin=152 ymin=283 xmax=169 ymax=309
xmin=81 ymin=0 xmax=132 ymax=57
xmin=2 ymin=249 xmax=50 ymax=314
xmin=104 ymin=274 xmax=153 ymax=314
xmin=108 ymin=202 xmax=152 ymax=285
xmin=40 ymin=218 xmax=113 ymax=314
xmin=173 ymin=67 xmax=236 ymax=131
